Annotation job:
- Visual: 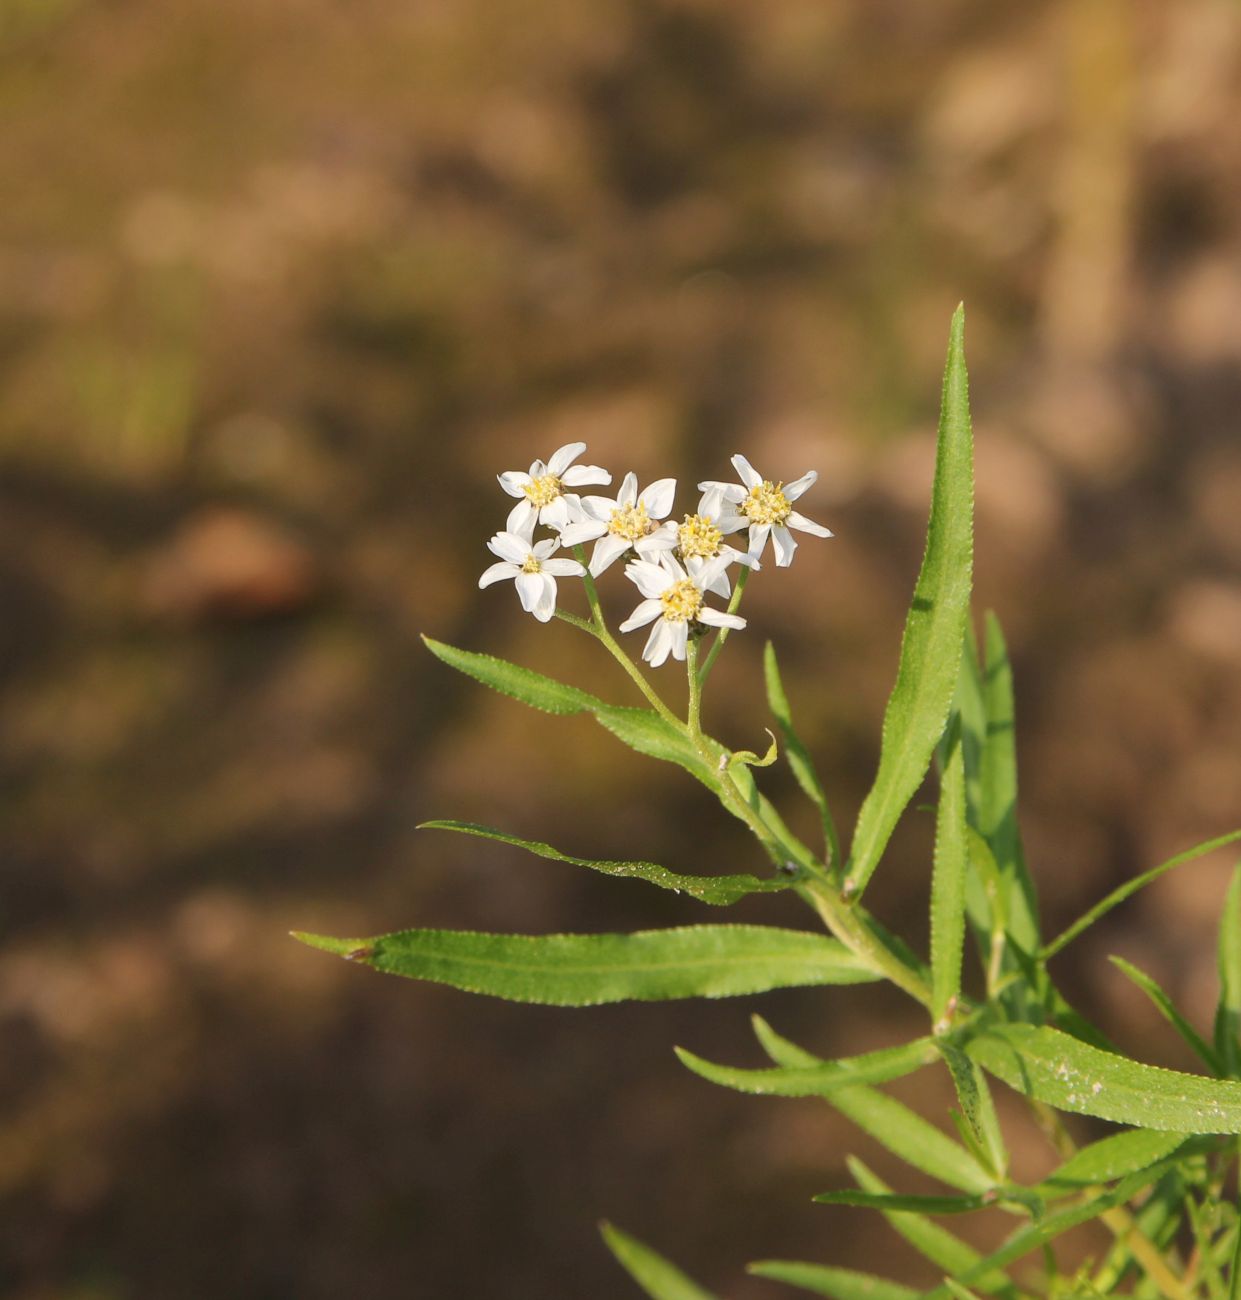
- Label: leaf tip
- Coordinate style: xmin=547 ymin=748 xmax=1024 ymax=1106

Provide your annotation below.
xmin=290 ymin=931 xmax=374 ymax=961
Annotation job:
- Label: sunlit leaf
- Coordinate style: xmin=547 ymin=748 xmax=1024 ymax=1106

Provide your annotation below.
xmin=1109 ymin=956 xmax=1221 ymax=1075
xmin=813 ymin=1189 xmax=990 ymax=1214
xmin=748 ymin=1260 xmax=917 ymax=1300
xmin=292 ymin=924 xmax=879 ymax=1005
xmin=931 ymin=720 xmax=968 ymax=1024
xmin=844 ymin=305 xmax=974 ymax=899
xmin=601 ymin=1223 xmax=721 ymax=1300
xmin=938 ymin=1041 xmax=1007 ymax=1179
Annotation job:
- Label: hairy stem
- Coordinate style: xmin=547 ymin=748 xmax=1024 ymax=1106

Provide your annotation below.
xmin=697 ymin=565 xmax=750 ymax=685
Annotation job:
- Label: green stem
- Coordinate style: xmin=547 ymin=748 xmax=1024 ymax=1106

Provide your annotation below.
xmin=697 ymin=565 xmax=750 ymax=685
xmin=686 ymin=637 xmax=704 ymax=738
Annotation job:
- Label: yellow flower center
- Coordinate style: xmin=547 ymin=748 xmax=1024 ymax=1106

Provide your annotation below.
xmin=520 ymin=555 xmax=542 ymax=574
xmin=523 ymin=474 xmax=562 ymax=508
xmin=608 ymin=501 xmax=653 ymax=543
xmin=660 ymin=578 xmax=703 ymax=623
xmin=678 ymin=513 xmax=723 ymax=559
xmin=742 ymin=480 xmax=790 ymax=526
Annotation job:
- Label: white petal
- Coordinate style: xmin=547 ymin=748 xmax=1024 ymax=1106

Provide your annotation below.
xmin=479 ymin=561 xmax=519 ymax=589
xmin=667 ymin=621 xmax=689 ymax=661
xmin=698 ymin=608 xmax=745 ymax=630
xmin=730 ymin=455 xmax=762 ymax=489
xmin=783 ymin=469 xmax=818 ymax=501
xmin=659 ymin=553 xmax=688 ymax=582
xmin=642 ymin=620 xmax=670 ymax=666
xmin=638 ymin=477 xmax=676 ymax=518
xmin=505 ymin=500 xmax=536 ymax=535
xmin=558 ymin=519 xmax=607 ymax=547
xmin=489 ymin=531 xmax=531 ymax=565
xmin=560 ymin=463 xmax=612 ymax=487
xmin=619 ymin=598 xmax=663 ymax=632
xmin=588 ymin=534 xmax=631 ymax=576
xmin=559 ymin=493 xmax=586 ymax=525
xmin=786 ymin=510 xmax=833 ymax=538
xmin=634 ymin=524 xmax=677 ymax=556
xmin=541 ymin=496 xmax=572 ymax=531
xmin=615 ymin=471 xmax=638 ymax=507
xmin=532 ymin=537 xmax=560 ymax=559
xmin=747 ymin=523 xmax=771 ymax=559
xmin=532 ymin=573 xmax=558 ymax=622
xmin=721 ymin=544 xmax=758 ymax=570
xmin=696 ymin=554 xmax=731 ymax=590
xmin=626 ymin=559 xmax=673 ymax=599
xmin=704 ymin=566 xmax=730 ymax=598
xmin=515 ymin=571 xmax=544 ymax=614
xmin=498 ymin=470 xmax=531 ymax=498
xmin=771 ymin=525 xmax=798 ymax=567
xmin=541 ymin=557 xmax=586 ymax=577
xmin=577 ymin=494 xmax=617 ymax=522
xmin=714 ymin=510 xmax=747 ymax=534
xmin=546 ymin=442 xmax=586 ymax=476
xmin=698 ymin=480 xmax=747 ymax=504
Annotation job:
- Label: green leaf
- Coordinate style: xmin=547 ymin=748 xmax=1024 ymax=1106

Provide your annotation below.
xmin=747 ymin=1261 xmax=917 ymax=1300
xmin=752 ymin=1017 xmax=992 ymax=1193
xmin=292 ymin=924 xmax=880 ymax=1006
xmin=938 ymin=1041 xmax=1007 ymax=1179
xmin=931 ymin=721 xmax=968 ymax=1025
xmin=764 ymin=641 xmax=841 ymax=868
xmin=1035 ymin=1129 xmax=1191 ymax=1192
xmin=813 ymin=1189 xmax=991 ymax=1214
xmin=601 ymin=1223 xmax=721 ymax=1300
xmin=675 ymin=1037 xmax=937 ymax=1098
xmin=1042 ymin=829 xmax=1241 ymax=960
xmin=965 ymin=1022 xmax=1241 ymax=1132
xmin=978 ymin=613 xmax=1039 ymax=953
xmin=1109 ymin=956 xmax=1222 ymax=1075
xmin=1215 ymin=864 xmax=1241 ymax=1077
xmin=419 ymin=820 xmax=791 ymax=906
xmin=844 ymin=304 xmax=974 ymax=899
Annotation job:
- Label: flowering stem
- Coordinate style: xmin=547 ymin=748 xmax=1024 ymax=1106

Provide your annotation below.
xmin=696 ymin=565 xmax=750 ymax=685
xmin=685 ymin=639 xmax=704 ymax=739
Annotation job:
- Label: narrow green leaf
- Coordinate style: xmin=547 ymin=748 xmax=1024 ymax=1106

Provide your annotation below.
xmin=748 ymin=1260 xmax=917 ymax=1300
xmin=814 ymin=1189 xmax=990 ymax=1214
xmin=419 ymin=820 xmax=791 ymax=906
xmin=1035 ymin=1129 xmax=1191 ymax=1192
xmin=1109 ymin=956 xmax=1222 ymax=1075
xmin=1215 ymin=864 xmax=1241 ymax=1077
xmin=848 ymin=1159 xmax=1016 ymax=1297
xmin=942 ymin=1281 xmax=983 ymax=1300
xmin=966 ymin=1022 xmax=1241 ymax=1132
xmin=601 ymin=1223 xmax=721 ymax=1300
xmin=978 ymin=613 xmax=1039 ymax=953
xmin=764 ymin=641 xmax=841 ymax=867
xmin=938 ymin=1041 xmax=1007 ymax=1179
xmin=1042 ymin=830 xmax=1241 ymax=960
xmin=675 ymin=1037 xmax=937 ymax=1098
xmin=932 ymin=721 xmax=968 ymax=1024
xmin=844 ymin=304 xmax=974 ymax=900
xmin=293 ymin=924 xmax=880 ymax=1005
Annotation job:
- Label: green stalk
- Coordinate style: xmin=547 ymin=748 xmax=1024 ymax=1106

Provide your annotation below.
xmin=696 ymin=564 xmax=750 ymax=685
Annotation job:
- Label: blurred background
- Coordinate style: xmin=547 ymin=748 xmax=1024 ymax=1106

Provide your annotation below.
xmin=2 ymin=0 xmax=1240 ymax=1295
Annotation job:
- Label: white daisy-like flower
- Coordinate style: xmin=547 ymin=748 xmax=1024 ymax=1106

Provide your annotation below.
xmin=478 ymin=517 xmax=586 ymax=623
xmin=619 ymin=555 xmax=746 ymax=667
xmin=557 ymin=472 xmax=678 ymax=576
xmin=674 ymin=490 xmax=759 ymax=598
xmin=498 ymin=441 xmax=612 ymax=533
xmin=698 ymin=454 xmax=833 ymax=567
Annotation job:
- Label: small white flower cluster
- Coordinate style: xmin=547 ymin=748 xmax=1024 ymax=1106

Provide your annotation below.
xmin=479 ymin=442 xmax=832 ymax=664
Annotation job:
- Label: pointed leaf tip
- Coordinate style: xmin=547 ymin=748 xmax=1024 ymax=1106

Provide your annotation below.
xmin=290 ymin=931 xmax=371 ymax=957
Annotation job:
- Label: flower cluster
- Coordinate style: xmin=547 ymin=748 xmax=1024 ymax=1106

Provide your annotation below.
xmin=479 ymin=444 xmax=832 ymax=664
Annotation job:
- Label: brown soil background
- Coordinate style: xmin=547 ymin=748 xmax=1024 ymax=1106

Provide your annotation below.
xmin=2 ymin=1 xmax=1240 ymax=1296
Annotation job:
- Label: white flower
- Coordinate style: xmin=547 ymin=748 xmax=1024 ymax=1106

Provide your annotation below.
xmin=619 ymin=555 xmax=745 ymax=667
xmin=673 ymin=491 xmax=759 ymax=598
xmin=558 ymin=472 xmax=678 ymax=576
xmin=478 ymin=517 xmax=585 ymax=622
xmin=698 ymin=453 xmax=832 ymax=567
xmin=498 ymin=441 xmax=612 ymax=533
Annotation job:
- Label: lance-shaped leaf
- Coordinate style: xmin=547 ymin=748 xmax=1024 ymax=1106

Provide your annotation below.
xmin=1215 ymin=864 xmax=1241 ymax=1077
xmin=601 ymin=1223 xmax=721 ymax=1300
xmin=752 ymin=1016 xmax=992 ymax=1194
xmin=844 ymin=305 xmax=974 ymax=900
xmin=813 ymin=1189 xmax=992 ymax=1214
xmin=938 ymin=1041 xmax=1007 ymax=1180
xmin=931 ymin=720 xmax=968 ymax=1025
xmin=675 ymin=1036 xmax=937 ymax=1098
xmin=747 ymin=1260 xmax=917 ymax=1300
xmin=764 ymin=642 xmax=840 ymax=868
xmin=1034 ymin=1129 xmax=1192 ymax=1193
xmin=1109 ymin=956 xmax=1222 ymax=1075
xmin=965 ymin=1022 xmax=1241 ymax=1133
xmin=419 ymin=820 xmax=792 ymax=906
xmin=292 ymin=924 xmax=879 ymax=1006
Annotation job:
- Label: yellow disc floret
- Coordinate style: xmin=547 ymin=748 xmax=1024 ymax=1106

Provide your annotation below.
xmin=608 ymin=501 xmax=653 ymax=543
xmin=677 ymin=513 xmax=723 ymax=559
xmin=520 ymin=555 xmax=542 ymax=574
xmin=523 ymin=474 xmax=562 ymax=508
xmin=741 ymin=480 xmax=791 ymax=526
xmin=659 ymin=578 xmax=703 ymax=623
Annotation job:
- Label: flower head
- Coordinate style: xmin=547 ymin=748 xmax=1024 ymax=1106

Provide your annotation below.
xmin=478 ymin=517 xmax=585 ymax=622
xmin=698 ymin=454 xmax=832 ymax=567
xmin=498 ymin=442 xmax=612 ymax=533
xmin=673 ymin=490 xmax=759 ymax=598
xmin=558 ymin=472 xmax=678 ymax=576
xmin=619 ymin=555 xmax=745 ymax=667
